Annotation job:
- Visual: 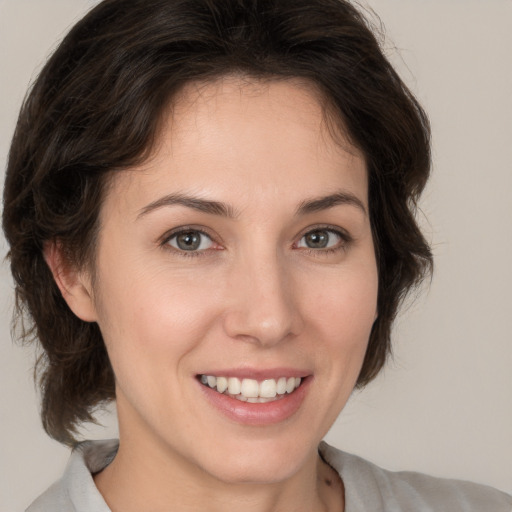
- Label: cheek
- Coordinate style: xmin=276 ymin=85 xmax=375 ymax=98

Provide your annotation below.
xmin=306 ymin=261 xmax=378 ymax=386
xmin=293 ymin=262 xmax=378 ymax=430
xmin=93 ymin=263 xmax=224 ymax=374
xmin=92 ymin=275 xmax=222 ymax=428
xmin=308 ymin=263 xmax=378 ymax=336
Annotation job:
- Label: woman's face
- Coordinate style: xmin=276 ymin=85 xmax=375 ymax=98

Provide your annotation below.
xmin=86 ymin=77 xmax=378 ymax=483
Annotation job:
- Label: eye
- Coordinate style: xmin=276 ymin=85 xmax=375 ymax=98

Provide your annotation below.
xmin=296 ymin=228 xmax=344 ymax=250
xmin=167 ymin=230 xmax=214 ymax=252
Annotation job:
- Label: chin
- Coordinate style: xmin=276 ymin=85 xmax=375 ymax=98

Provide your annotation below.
xmin=192 ymin=434 xmax=316 ymax=485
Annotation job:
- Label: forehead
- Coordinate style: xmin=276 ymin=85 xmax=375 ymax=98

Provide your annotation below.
xmin=103 ymin=76 xmax=367 ymax=215
xmin=168 ymin=75 xmax=359 ymax=162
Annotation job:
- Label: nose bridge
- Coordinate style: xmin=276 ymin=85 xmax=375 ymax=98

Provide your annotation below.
xmin=223 ymin=243 xmax=300 ymax=346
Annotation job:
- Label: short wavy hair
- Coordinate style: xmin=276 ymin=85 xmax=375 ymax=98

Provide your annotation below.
xmin=2 ymin=0 xmax=432 ymax=445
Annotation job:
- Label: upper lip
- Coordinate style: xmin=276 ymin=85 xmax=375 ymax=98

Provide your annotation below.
xmin=196 ymin=368 xmax=311 ymax=380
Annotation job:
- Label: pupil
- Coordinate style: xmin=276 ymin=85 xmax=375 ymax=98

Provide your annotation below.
xmin=177 ymin=232 xmax=200 ymax=251
xmin=307 ymin=231 xmax=328 ymax=248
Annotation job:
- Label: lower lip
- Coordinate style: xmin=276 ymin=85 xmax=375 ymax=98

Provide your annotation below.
xmin=199 ymin=378 xmax=311 ymax=426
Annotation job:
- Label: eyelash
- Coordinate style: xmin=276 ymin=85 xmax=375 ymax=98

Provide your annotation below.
xmin=295 ymin=225 xmax=352 ymax=256
xmin=160 ymin=226 xmax=219 ymax=259
xmin=160 ymin=225 xmax=352 ymax=258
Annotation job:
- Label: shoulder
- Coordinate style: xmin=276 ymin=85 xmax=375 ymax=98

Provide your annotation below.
xmin=26 ymin=440 xmax=117 ymax=512
xmin=25 ymin=478 xmax=72 ymax=512
xmin=319 ymin=441 xmax=512 ymax=512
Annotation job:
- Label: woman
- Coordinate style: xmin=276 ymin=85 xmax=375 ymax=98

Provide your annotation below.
xmin=2 ymin=0 xmax=511 ymax=510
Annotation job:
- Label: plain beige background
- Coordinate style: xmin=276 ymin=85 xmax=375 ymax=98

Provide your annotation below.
xmin=1 ymin=0 xmax=511 ymax=509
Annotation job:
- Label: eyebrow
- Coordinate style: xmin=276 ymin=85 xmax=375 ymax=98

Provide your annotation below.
xmin=137 ymin=193 xmax=238 ymax=219
xmin=137 ymin=190 xmax=367 ymax=220
xmin=296 ymin=191 xmax=367 ymax=217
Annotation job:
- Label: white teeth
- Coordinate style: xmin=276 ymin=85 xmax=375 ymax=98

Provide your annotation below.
xmin=240 ymin=378 xmax=259 ymax=398
xmin=216 ymin=376 xmax=228 ymax=393
xmin=276 ymin=377 xmax=287 ymax=395
xmin=200 ymin=375 xmax=302 ymax=401
xmin=285 ymin=377 xmax=296 ymax=393
xmin=260 ymin=379 xmax=277 ymax=398
xmin=227 ymin=377 xmax=241 ymax=395
xmin=246 ymin=397 xmax=276 ymax=403
xmin=258 ymin=396 xmax=276 ymax=403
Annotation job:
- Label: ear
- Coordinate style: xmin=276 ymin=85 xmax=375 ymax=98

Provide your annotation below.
xmin=44 ymin=241 xmax=98 ymax=322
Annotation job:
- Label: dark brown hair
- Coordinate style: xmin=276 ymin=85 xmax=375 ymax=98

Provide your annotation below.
xmin=3 ymin=0 xmax=432 ymax=445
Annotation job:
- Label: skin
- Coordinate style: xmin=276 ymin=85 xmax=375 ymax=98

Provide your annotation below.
xmin=51 ymin=76 xmax=378 ymax=512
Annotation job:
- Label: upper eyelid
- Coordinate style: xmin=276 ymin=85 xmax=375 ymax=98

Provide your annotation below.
xmin=160 ymin=226 xmax=217 ymax=245
xmin=297 ymin=225 xmax=352 ymax=241
xmin=160 ymin=228 xmax=221 ymax=258
xmin=293 ymin=228 xmax=352 ymax=258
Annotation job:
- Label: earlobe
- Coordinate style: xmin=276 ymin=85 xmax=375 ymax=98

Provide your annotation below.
xmin=43 ymin=241 xmax=98 ymax=322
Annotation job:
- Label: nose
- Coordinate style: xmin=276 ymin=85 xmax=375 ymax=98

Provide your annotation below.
xmin=222 ymin=250 xmax=303 ymax=347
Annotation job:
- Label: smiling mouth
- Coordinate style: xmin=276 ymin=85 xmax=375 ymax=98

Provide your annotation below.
xmin=199 ymin=375 xmax=302 ymax=403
